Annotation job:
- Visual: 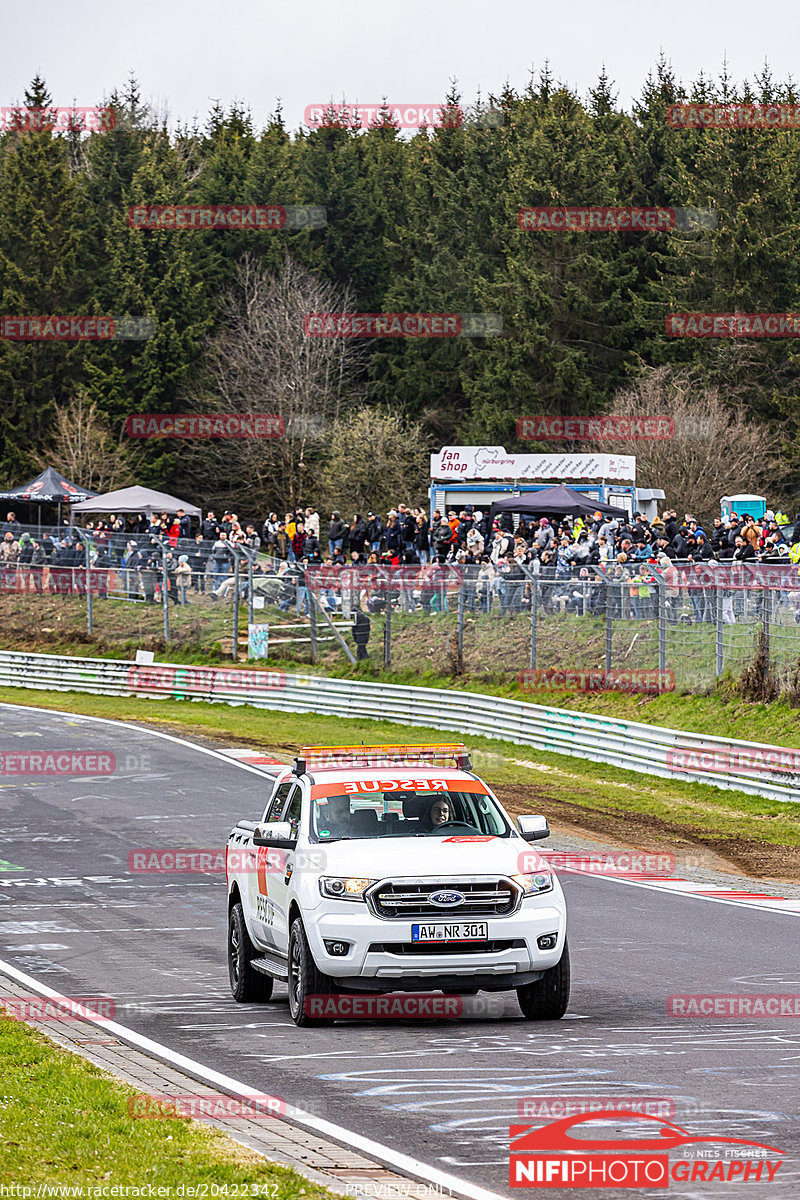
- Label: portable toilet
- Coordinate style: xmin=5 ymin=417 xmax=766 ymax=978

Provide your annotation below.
xmin=721 ymin=493 xmax=767 ymax=522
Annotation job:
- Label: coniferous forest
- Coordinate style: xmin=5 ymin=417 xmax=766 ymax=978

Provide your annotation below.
xmin=2 ymin=63 xmax=800 ymax=515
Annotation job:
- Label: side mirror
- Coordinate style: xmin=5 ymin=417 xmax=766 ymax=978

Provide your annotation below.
xmin=253 ymin=821 xmax=296 ymax=849
xmin=518 ymin=814 xmax=550 ymax=842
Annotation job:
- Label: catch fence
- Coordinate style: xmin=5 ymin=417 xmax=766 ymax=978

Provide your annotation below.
xmin=0 ymin=555 xmax=798 ymax=693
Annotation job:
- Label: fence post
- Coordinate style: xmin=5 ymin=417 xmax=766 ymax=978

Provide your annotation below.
xmin=310 ymin=590 xmax=356 ymax=664
xmin=656 ymin=573 xmax=666 ymax=673
xmin=605 ymin=588 xmax=614 ymax=671
xmin=247 ymin=556 xmax=254 ymax=633
xmin=161 ymin=547 xmax=170 ymax=643
xmin=232 ymin=553 xmax=240 ymax=662
xmin=383 ymin=585 xmax=392 ymax=668
xmin=763 ymin=583 xmax=770 ymax=667
xmin=309 ymin=591 xmax=317 ymax=663
xmin=715 ymin=585 xmax=723 ymax=677
xmin=456 ymin=581 xmax=465 ymax=671
xmin=84 ymin=537 xmax=93 ymax=636
xmin=515 ymin=562 xmax=539 ymax=671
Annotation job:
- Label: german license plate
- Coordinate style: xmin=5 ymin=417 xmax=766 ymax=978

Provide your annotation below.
xmin=411 ymin=922 xmax=488 ymax=942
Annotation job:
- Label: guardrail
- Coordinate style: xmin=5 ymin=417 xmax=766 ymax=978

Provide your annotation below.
xmin=0 ymin=649 xmax=798 ymax=804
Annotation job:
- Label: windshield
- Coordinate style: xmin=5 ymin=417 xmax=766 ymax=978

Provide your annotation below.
xmin=311 ymin=788 xmax=511 ymax=841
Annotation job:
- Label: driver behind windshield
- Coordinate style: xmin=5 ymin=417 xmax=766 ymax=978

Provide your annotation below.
xmin=425 ymin=798 xmax=452 ymax=830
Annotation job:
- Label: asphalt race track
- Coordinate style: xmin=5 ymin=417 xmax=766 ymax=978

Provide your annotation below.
xmin=1 ymin=700 xmax=799 ymax=1198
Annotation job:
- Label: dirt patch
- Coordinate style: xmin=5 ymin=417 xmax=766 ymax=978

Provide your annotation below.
xmin=496 ymin=783 xmax=800 ymax=883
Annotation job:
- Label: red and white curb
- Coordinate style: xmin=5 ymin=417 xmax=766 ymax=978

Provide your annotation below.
xmin=219 ymin=747 xmax=288 ymax=769
xmin=539 ymin=850 xmax=800 ymax=915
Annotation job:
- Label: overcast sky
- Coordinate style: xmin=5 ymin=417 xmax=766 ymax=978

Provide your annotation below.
xmin=3 ymin=0 xmax=799 ymax=134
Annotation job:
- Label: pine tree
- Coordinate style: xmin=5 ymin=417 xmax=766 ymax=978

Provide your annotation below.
xmin=0 ymin=76 xmax=85 ymax=478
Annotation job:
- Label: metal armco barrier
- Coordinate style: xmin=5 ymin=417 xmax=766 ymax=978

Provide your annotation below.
xmin=0 ymin=649 xmax=798 ymax=804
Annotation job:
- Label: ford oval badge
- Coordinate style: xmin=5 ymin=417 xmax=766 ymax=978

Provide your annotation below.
xmin=429 ymin=890 xmax=465 ymax=907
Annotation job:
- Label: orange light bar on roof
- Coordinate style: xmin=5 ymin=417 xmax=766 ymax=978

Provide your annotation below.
xmin=300 ymin=743 xmax=467 ymax=765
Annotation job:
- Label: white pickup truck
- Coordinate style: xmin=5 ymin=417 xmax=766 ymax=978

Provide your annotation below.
xmin=226 ymin=743 xmax=569 ymax=1026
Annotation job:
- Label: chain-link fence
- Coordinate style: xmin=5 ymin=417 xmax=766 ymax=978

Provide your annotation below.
xmin=1 ymin=552 xmax=798 ymax=692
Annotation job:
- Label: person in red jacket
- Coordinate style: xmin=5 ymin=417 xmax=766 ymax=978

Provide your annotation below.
xmin=291 ymin=521 xmax=307 ymax=561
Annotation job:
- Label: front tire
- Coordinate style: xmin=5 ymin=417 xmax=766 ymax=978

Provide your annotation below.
xmin=228 ymin=902 xmax=274 ymax=1003
xmin=288 ymin=917 xmax=337 ymax=1026
xmin=517 ymin=941 xmax=570 ymax=1020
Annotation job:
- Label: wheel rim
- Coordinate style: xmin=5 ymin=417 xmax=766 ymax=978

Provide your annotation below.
xmin=289 ymin=938 xmax=302 ymax=1015
xmin=229 ymin=918 xmax=240 ymax=986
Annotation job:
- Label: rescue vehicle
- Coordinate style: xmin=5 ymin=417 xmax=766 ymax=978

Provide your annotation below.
xmin=226 ymin=743 xmax=569 ymax=1025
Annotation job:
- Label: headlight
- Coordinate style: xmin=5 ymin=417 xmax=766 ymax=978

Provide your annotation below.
xmin=511 ymin=871 xmax=553 ymax=896
xmin=319 ymin=876 xmax=376 ymax=901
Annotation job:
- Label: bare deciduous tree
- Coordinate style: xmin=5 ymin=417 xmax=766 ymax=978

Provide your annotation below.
xmin=36 ymin=391 xmax=140 ymax=492
xmin=181 ymin=254 xmax=365 ymax=514
xmin=589 ymin=368 xmax=785 ymax=523
xmin=315 ymin=407 xmax=430 ymax=517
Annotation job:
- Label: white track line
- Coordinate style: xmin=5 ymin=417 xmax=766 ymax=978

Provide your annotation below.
xmin=0 ymin=957 xmax=505 ymax=1200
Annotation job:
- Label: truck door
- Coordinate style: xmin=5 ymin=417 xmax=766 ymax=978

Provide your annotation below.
xmin=267 ymin=784 xmax=304 ymax=955
xmin=251 ymin=780 xmax=293 ymax=947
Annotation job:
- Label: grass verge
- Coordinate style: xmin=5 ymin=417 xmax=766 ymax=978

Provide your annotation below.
xmin=0 ymin=1013 xmax=328 ymax=1194
xmin=0 ymin=685 xmax=799 ymax=879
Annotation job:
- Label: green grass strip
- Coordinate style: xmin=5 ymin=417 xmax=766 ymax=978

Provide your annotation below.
xmin=0 ymin=1013 xmax=329 ymax=1193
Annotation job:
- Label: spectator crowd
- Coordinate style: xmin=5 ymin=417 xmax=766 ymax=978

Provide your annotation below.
xmin=1 ymin=502 xmax=799 ymax=625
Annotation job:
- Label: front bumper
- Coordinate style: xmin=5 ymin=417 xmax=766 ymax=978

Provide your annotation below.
xmin=303 ymin=900 xmax=566 ymax=986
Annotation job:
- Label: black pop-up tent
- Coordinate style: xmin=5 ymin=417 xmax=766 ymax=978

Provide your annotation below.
xmin=0 ymin=467 xmax=98 ymax=531
xmin=487 ymin=485 xmax=627 ymax=524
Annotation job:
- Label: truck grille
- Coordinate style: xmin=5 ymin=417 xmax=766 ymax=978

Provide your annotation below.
xmin=368 ymin=879 xmax=518 ymax=920
xmin=369 ymin=939 xmax=525 ymax=956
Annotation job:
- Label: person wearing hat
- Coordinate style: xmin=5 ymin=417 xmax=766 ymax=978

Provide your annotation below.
xmin=175 ymin=554 xmax=192 ymax=604
xmin=535 ymin=517 xmax=554 ymax=551
xmin=367 ymin=512 xmax=384 ymax=555
xmin=15 ymin=531 xmax=33 ymax=591
xmin=466 ymin=521 xmax=484 ymax=558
